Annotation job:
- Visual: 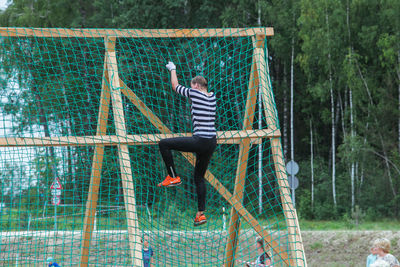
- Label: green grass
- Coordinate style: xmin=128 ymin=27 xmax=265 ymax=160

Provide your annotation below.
xmin=3 ymin=207 xmax=400 ymax=231
xmin=299 ymin=219 xmax=400 ymax=230
xmin=310 ymin=241 xmax=323 ymax=250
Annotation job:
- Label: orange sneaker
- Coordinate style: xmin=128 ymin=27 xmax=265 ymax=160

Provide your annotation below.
xmin=194 ymin=213 xmax=207 ymax=226
xmin=157 ymin=175 xmax=181 ymax=187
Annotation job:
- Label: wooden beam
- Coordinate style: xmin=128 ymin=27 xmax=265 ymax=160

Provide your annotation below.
xmin=80 ymin=59 xmax=111 ymax=266
xmin=225 ymin=44 xmax=259 ymax=267
xmin=119 ymin=82 xmax=291 ymax=265
xmin=0 ymin=129 xmax=278 ymax=147
xmin=106 ymin=38 xmax=142 ymax=266
xmin=256 ymin=33 xmax=307 ymax=266
xmin=0 ymin=27 xmax=274 ymax=38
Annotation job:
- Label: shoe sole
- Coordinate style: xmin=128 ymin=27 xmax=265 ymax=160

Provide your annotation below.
xmin=159 ymin=181 xmax=182 ymax=187
xmin=166 ymin=181 xmax=182 ymax=187
xmin=157 ymin=181 xmax=182 ymax=187
xmin=194 ymin=220 xmax=207 ymax=227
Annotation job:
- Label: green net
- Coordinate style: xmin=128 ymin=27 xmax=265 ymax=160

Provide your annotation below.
xmin=0 ymin=28 xmax=305 ymax=266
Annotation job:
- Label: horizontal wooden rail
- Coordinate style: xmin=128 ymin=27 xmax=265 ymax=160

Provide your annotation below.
xmin=0 ymin=129 xmax=280 ymax=147
xmin=0 ymin=27 xmax=273 ymax=38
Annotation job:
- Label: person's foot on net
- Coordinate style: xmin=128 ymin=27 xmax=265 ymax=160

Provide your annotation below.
xmin=157 ymin=175 xmax=181 ymax=187
xmin=194 ymin=212 xmax=207 ymax=226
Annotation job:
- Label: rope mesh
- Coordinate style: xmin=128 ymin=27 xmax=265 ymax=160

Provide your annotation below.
xmin=0 ymin=28 xmax=305 ymax=266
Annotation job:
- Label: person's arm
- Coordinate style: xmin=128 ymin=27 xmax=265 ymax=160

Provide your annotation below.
xmin=166 ymin=61 xmax=191 ymax=98
xmin=166 ymin=62 xmax=179 ymax=91
xmin=170 ymin=70 xmax=179 ymax=91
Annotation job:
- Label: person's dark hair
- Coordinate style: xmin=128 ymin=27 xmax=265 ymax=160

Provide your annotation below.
xmin=191 ymin=76 xmax=208 ymax=89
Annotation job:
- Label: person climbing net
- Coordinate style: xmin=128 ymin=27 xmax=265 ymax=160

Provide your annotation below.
xmin=158 ymin=61 xmax=217 ymax=226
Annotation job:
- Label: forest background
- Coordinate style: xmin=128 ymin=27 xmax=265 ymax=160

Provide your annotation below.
xmin=0 ymin=0 xmax=399 ymax=223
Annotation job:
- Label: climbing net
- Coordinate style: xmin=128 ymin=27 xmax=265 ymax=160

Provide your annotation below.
xmin=0 ymin=27 xmax=305 ymax=266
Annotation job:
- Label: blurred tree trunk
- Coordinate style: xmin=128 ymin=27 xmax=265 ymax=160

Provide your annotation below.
xmin=325 ymin=6 xmax=337 ymax=207
xmin=346 ymin=0 xmax=355 ymax=210
xmin=283 ymin=62 xmax=288 ymax=160
xmin=310 ymin=119 xmax=314 ymax=209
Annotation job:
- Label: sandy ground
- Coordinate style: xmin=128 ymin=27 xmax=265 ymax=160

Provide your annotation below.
xmin=1 ymin=230 xmax=400 ymax=266
xmin=303 ymin=230 xmax=400 ymax=267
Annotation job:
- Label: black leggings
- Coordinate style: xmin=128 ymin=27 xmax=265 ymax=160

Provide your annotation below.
xmin=158 ymin=136 xmax=216 ymax=212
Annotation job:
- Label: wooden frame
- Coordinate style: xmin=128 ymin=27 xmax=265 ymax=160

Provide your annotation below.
xmin=0 ymin=27 xmax=306 ymax=267
xmin=0 ymin=27 xmax=273 ymax=38
xmin=0 ymin=130 xmax=275 ymax=147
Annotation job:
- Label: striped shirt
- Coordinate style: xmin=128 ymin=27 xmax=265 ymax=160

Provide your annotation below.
xmin=176 ymin=84 xmax=216 ymax=138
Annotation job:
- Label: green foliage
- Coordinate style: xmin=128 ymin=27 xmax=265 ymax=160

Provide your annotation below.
xmin=298 ymin=189 xmax=313 ymax=219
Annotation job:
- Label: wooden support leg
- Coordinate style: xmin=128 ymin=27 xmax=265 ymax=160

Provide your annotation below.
xmin=256 ymin=33 xmax=307 ymax=266
xmin=106 ymin=38 xmax=142 ymax=265
xmin=224 ymin=52 xmax=259 ymax=267
xmin=270 ymin=139 xmax=307 ymax=266
xmin=80 ymin=62 xmax=111 ymax=267
xmin=223 ymin=139 xmax=252 ymax=267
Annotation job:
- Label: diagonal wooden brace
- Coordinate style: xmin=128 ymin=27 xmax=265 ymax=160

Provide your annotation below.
xmin=80 ymin=60 xmax=111 ymax=267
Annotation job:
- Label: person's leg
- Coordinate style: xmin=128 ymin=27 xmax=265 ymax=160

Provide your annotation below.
xmin=193 ymin=138 xmax=216 ymax=225
xmin=158 ymin=137 xmax=204 ymax=187
xmin=158 ymin=137 xmax=200 ymax=177
xmin=194 ymin=152 xmax=213 ymax=212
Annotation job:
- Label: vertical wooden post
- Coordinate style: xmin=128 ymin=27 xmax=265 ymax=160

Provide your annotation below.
xmin=105 ymin=37 xmax=143 ymax=266
xmin=80 ymin=58 xmax=111 ymax=266
xmin=256 ymin=33 xmax=307 ymax=266
xmin=224 ymin=47 xmax=259 ymax=267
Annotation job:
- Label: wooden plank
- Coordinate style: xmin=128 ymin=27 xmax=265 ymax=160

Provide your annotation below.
xmin=119 ymin=82 xmax=291 ymax=265
xmin=256 ymin=33 xmax=307 ymax=266
xmin=80 ymin=59 xmax=111 ymax=267
xmin=106 ymin=40 xmax=142 ymax=266
xmin=224 ymin=47 xmax=259 ymax=267
xmin=0 ymin=129 xmax=277 ymax=147
xmin=0 ymin=27 xmax=274 ymax=38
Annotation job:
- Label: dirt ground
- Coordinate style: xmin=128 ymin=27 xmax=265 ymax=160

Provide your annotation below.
xmin=302 ymin=230 xmax=400 ymax=267
xmin=1 ymin=230 xmax=400 ymax=266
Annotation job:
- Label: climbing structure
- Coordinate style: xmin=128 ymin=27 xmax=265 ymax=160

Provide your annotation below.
xmin=0 ymin=27 xmax=306 ymax=266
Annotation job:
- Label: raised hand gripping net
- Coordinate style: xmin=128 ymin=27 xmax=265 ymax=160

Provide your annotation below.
xmin=0 ymin=27 xmax=305 ymax=266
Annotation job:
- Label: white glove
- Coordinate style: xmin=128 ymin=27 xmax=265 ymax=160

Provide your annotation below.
xmin=166 ymin=61 xmax=176 ymax=71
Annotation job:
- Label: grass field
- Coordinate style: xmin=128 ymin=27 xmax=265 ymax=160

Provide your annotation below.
xmin=299 ymin=219 xmax=400 ymax=230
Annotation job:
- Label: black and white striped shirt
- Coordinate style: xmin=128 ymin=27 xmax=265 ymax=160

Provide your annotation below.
xmin=176 ymin=84 xmax=216 ymax=138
